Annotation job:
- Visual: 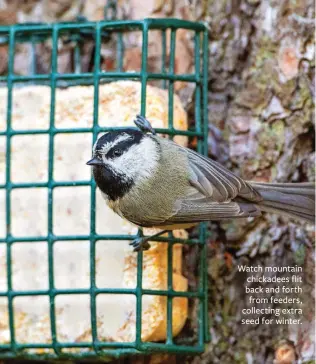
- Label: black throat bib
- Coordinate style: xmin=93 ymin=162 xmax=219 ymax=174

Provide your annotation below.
xmin=92 ymin=164 xmax=134 ymax=201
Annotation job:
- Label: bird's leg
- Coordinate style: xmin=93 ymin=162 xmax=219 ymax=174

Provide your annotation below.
xmin=129 ymin=229 xmax=169 ymax=252
xmin=134 ymin=115 xmax=156 ymax=135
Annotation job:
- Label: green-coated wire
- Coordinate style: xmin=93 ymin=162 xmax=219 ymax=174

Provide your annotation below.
xmin=116 ymin=32 xmax=124 ymax=71
xmin=161 ymin=30 xmax=167 ymax=89
xmin=0 ymin=72 xmax=199 ymax=83
xmin=90 ymin=22 xmax=102 ymax=354
xmin=0 ymin=18 xmax=206 ymax=33
xmin=5 ymin=26 xmax=16 ymax=355
xmin=0 ymin=18 xmax=209 ymax=358
xmin=166 ymin=28 xmax=176 ymax=344
xmin=135 ymin=20 xmax=149 ymax=350
xmin=47 ymin=25 xmax=59 ymax=354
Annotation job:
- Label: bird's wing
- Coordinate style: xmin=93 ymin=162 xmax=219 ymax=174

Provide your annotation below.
xmin=165 ymin=194 xmax=262 ymax=223
xmin=156 ymin=144 xmax=263 ymax=225
xmin=184 ymin=147 xmax=262 ymax=202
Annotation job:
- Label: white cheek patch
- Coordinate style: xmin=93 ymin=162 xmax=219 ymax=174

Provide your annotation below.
xmin=106 ymin=137 xmax=159 ymax=182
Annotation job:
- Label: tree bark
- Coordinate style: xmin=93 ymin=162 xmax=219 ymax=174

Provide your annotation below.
xmin=201 ymin=1 xmax=315 ymax=362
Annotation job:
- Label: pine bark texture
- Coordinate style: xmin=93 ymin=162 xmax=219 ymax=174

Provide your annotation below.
xmin=202 ymin=1 xmax=315 ymax=363
xmin=0 ymin=0 xmax=314 ymax=363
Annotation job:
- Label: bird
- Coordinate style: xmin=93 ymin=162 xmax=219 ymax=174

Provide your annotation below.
xmin=87 ymin=115 xmax=315 ymax=251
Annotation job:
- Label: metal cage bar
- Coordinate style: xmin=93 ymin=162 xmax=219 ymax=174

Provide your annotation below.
xmin=47 ymin=25 xmax=59 ymax=355
xmin=5 ymin=26 xmax=15 ymax=356
xmin=0 ymin=18 xmax=209 ymax=359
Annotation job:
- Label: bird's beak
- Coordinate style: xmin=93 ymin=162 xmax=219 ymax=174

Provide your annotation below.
xmin=86 ymin=157 xmax=103 ymax=166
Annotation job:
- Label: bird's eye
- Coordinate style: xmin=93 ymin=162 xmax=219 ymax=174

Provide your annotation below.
xmin=113 ymin=149 xmax=123 ymax=157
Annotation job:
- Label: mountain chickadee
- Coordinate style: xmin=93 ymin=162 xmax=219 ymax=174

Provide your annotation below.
xmin=87 ymin=115 xmax=315 ymax=251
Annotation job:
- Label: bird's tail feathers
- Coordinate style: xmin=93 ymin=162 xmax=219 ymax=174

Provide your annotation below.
xmin=249 ymin=182 xmax=315 ymax=223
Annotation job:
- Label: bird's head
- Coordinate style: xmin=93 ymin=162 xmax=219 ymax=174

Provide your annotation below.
xmin=87 ymin=129 xmax=160 ymax=200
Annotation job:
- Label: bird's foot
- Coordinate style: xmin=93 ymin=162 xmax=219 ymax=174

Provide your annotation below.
xmin=134 ymin=115 xmax=156 ymax=135
xmin=129 ymin=238 xmax=151 ymax=252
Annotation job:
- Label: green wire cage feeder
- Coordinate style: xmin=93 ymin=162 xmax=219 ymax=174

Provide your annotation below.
xmin=0 ymin=9 xmax=210 ymax=360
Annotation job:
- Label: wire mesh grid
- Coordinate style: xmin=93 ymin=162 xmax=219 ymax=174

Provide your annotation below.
xmin=0 ymin=18 xmax=209 ymax=359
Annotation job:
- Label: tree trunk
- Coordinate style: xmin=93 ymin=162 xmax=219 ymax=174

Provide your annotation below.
xmin=202 ymin=1 xmax=315 ymax=363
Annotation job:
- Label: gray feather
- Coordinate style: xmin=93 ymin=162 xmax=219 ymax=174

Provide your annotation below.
xmin=154 ymin=141 xmax=264 ymax=224
xmin=161 ymin=144 xmax=314 ymax=225
xmin=250 ymin=182 xmax=315 ymax=223
xmin=167 ymin=198 xmax=261 ymax=224
xmin=182 ymin=147 xmax=262 ymax=202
